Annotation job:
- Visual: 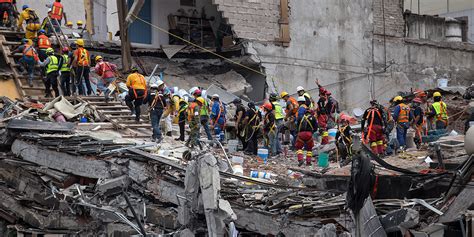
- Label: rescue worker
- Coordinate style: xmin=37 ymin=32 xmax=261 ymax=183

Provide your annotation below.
xmin=17 ymin=5 xmax=40 ymax=39
xmin=325 ymin=91 xmax=340 ymax=128
xmin=65 ymin=21 xmax=73 ymax=29
xmin=175 ymin=98 xmax=188 ymax=142
xmin=392 ymin=96 xmax=412 ymax=151
xmin=263 ymin=102 xmax=277 ymax=157
xmin=192 ymin=89 xmax=213 ymax=141
xmin=297 ymin=86 xmax=314 ymax=108
xmin=270 ymin=93 xmax=283 ymax=154
xmin=68 ymin=42 xmax=79 ymax=95
xmin=210 ymin=94 xmax=226 ymax=136
xmin=38 ymin=47 xmax=60 ymax=97
xmin=50 ymin=0 xmax=67 ymax=26
xmin=40 ymin=9 xmax=54 ymax=35
xmin=232 ymin=98 xmax=247 ymax=149
xmin=186 ymin=97 xmax=204 ymax=149
xmin=0 ymin=0 xmax=14 ymax=28
xmin=295 ymin=96 xmax=318 ymax=166
xmin=243 ymin=102 xmax=261 ymax=155
xmin=37 ymin=29 xmax=51 ymax=61
xmin=427 ymin=92 xmax=448 ymax=130
xmin=12 ymin=38 xmax=38 ymax=87
xmin=76 ymin=20 xmax=83 ymax=30
xmin=94 ymin=55 xmax=117 ymax=102
xmin=411 ymin=97 xmax=424 ymax=149
xmin=125 ymin=66 xmax=147 ymax=122
xmin=144 ymin=81 xmax=166 ymax=143
xmin=72 ymin=39 xmax=92 ymax=95
xmin=336 ymin=117 xmax=353 ymax=165
xmin=281 ymin=91 xmax=298 ymax=148
xmin=59 ymin=47 xmax=71 ymax=96
xmin=316 ymin=94 xmax=329 ymax=145
xmin=361 ymin=100 xmax=386 ymax=155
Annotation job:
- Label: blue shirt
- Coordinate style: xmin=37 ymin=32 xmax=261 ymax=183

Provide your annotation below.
xmin=210 ymin=101 xmax=226 ymax=124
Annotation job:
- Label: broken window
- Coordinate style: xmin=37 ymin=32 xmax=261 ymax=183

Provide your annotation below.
xmin=180 ymin=0 xmax=196 ymax=7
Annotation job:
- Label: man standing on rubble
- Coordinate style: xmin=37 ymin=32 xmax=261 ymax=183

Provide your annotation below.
xmin=210 ymin=94 xmax=226 ymax=137
xmin=125 ymin=66 xmax=147 ymax=122
xmin=72 ymin=39 xmax=92 ymax=96
xmin=263 ymin=102 xmax=278 ymax=157
xmin=411 ymin=97 xmax=424 ymax=149
xmin=38 ymin=47 xmax=60 ymax=98
xmin=392 ymin=96 xmax=412 ymax=151
xmin=317 ymin=93 xmax=329 ymax=145
xmin=297 ymin=86 xmax=314 ymax=108
xmin=336 ymin=117 xmax=353 ymax=165
xmin=427 ymin=92 xmax=448 ymax=130
xmin=232 ymin=98 xmax=247 ymax=150
xmin=281 ymin=91 xmax=298 ymax=148
xmin=270 ymin=93 xmax=283 ymax=155
xmin=244 ymin=102 xmax=261 ymax=155
xmin=361 ymin=100 xmax=386 ymax=155
xmin=186 ymin=97 xmax=204 ymax=149
xmin=192 ymin=89 xmax=213 ymax=141
xmin=144 ymin=81 xmax=166 ymax=143
xmin=175 ymin=98 xmax=188 ymax=142
xmin=94 ymin=55 xmax=117 ymax=102
xmin=295 ymin=96 xmax=318 ymax=166
xmin=13 ymin=38 xmax=38 ymax=87
xmin=59 ymin=47 xmax=71 ymax=96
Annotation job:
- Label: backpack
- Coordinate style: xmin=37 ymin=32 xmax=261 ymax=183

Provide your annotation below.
xmin=27 ymin=9 xmax=39 ymax=24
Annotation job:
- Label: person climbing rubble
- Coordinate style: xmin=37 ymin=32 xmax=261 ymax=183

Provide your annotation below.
xmin=210 ymin=94 xmax=226 ymax=137
xmin=295 ymin=96 xmax=318 ymax=166
xmin=72 ymin=39 xmax=92 ymax=95
xmin=12 ymin=38 xmax=38 ymax=87
xmin=232 ymin=98 xmax=247 ymax=150
xmin=361 ymin=100 xmax=386 ymax=156
xmin=36 ymin=29 xmax=50 ymax=61
xmin=281 ymin=91 xmax=298 ymax=148
xmin=144 ymin=81 xmax=166 ymax=143
xmin=244 ymin=102 xmax=261 ymax=155
xmin=411 ymin=97 xmax=425 ymax=149
xmin=50 ymin=0 xmax=67 ymax=26
xmin=427 ymin=92 xmax=448 ymax=130
xmin=336 ymin=117 xmax=353 ymax=165
xmin=392 ymin=96 xmax=412 ymax=151
xmin=186 ymin=97 xmax=204 ymax=149
xmin=263 ymin=102 xmax=278 ymax=157
xmin=94 ymin=55 xmax=117 ymax=102
xmin=17 ymin=5 xmax=40 ymax=39
xmin=59 ymin=47 xmax=71 ymax=96
xmin=38 ymin=47 xmax=60 ymax=98
xmin=270 ymin=93 xmax=283 ymax=155
xmin=125 ymin=66 xmax=147 ymax=122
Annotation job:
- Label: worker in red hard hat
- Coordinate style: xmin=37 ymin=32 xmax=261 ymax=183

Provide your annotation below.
xmin=361 ymin=100 xmax=386 ymax=155
xmin=263 ymin=102 xmax=278 ymax=157
xmin=411 ymin=97 xmax=425 ymax=149
xmin=336 ymin=117 xmax=353 ymax=166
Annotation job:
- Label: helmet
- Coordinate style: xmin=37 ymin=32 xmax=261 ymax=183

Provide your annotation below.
xmin=45 ymin=48 xmax=54 ymax=55
xmin=433 ymin=92 xmax=442 ymax=98
xmin=370 ymin=99 xmax=378 ymax=105
xmin=415 ymin=89 xmax=427 ymax=97
xmin=22 ymin=5 xmax=29 ymax=10
xmin=297 ymin=86 xmax=305 ymax=92
xmin=263 ymin=103 xmax=273 ymax=111
xmin=231 ymin=98 xmax=242 ymax=104
xmin=21 ymin=38 xmax=28 ymax=44
xmin=326 ymin=91 xmax=332 ymax=96
xmin=150 ymin=83 xmax=159 ymax=89
xmin=77 ymin=20 xmax=83 ymax=25
xmin=212 ymin=94 xmax=219 ymax=99
xmin=280 ymin=91 xmax=289 ymax=98
xmin=95 ymin=55 xmax=103 ymax=62
xmin=66 ymin=21 xmax=73 ymax=26
xmin=393 ymin=96 xmax=403 ymax=102
xmin=156 ymin=80 xmax=164 ymax=87
xmin=48 ymin=8 xmax=52 ymax=13
xmin=38 ymin=29 xmax=46 ymax=34
xmin=196 ymin=97 xmax=205 ymax=105
xmin=269 ymin=93 xmax=278 ymax=101
xmin=76 ymin=39 xmax=84 ymax=47
xmin=26 ymin=39 xmax=32 ymax=45
xmin=297 ymin=96 xmax=306 ymax=102
xmin=413 ymin=98 xmax=422 ymax=104
xmin=193 ymin=89 xmax=202 ymax=96
xmin=62 ymin=47 xmax=69 ymax=53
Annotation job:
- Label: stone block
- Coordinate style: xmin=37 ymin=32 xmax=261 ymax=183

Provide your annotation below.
xmin=96 ymin=175 xmax=130 ymax=196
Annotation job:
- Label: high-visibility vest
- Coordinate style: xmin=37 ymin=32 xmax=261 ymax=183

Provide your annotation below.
xmin=200 ymin=99 xmax=209 ymax=116
xmin=188 ymin=102 xmax=198 ymax=122
xmin=272 ymin=101 xmax=284 ymax=120
xmin=0 ymin=0 xmax=12 ymax=3
xmin=128 ymin=73 xmax=147 ymax=99
xmin=37 ymin=35 xmax=51 ymax=49
xmin=46 ymin=55 xmax=59 ymax=74
xmin=23 ymin=45 xmax=37 ymax=58
xmin=286 ymin=97 xmax=298 ymax=115
xmin=60 ymin=55 xmax=70 ymax=72
xmin=303 ymin=92 xmax=314 ymax=107
xmin=51 ymin=2 xmax=63 ymax=20
xmin=397 ymin=103 xmax=410 ymax=123
xmin=432 ymin=102 xmax=448 ymax=122
xmin=75 ymin=47 xmax=90 ymax=66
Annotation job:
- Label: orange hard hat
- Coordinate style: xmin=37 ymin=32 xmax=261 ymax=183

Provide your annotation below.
xmin=263 ymin=103 xmax=273 ymax=111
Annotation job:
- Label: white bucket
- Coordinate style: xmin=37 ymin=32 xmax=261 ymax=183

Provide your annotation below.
xmin=228 ymin=140 xmax=239 ymax=153
xmin=438 ymin=78 xmax=448 ymax=88
xmin=233 ymin=165 xmax=243 ymax=176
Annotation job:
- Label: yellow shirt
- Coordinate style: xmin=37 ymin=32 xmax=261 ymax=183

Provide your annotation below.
xmin=126 ymin=73 xmax=146 ymax=90
xmin=17 ymin=9 xmax=31 ymax=28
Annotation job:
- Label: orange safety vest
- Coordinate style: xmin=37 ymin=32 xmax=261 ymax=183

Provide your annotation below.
xmin=129 ymin=74 xmax=147 ymax=99
xmin=51 ymin=2 xmax=63 ymax=20
xmin=74 ymin=47 xmax=90 ymax=66
xmin=187 ymin=102 xmax=198 ymax=122
xmin=397 ymin=103 xmax=410 ymax=123
xmin=23 ymin=45 xmax=37 ymax=58
xmin=37 ymin=35 xmax=51 ymax=49
xmin=0 ymin=0 xmax=12 ymax=3
xmin=286 ymin=97 xmax=298 ymax=115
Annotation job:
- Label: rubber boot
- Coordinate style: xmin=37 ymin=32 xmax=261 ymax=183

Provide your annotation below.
xmin=297 ymin=150 xmax=304 ymax=166
xmin=306 ymin=151 xmax=313 ymax=166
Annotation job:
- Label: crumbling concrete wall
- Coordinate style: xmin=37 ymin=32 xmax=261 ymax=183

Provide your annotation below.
xmin=373 ymin=0 xmax=405 ymax=37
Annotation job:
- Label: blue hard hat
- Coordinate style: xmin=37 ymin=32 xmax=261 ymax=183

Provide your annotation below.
xmin=22 ymin=5 xmax=29 ymax=10
xmin=38 ymin=29 xmax=46 ymax=34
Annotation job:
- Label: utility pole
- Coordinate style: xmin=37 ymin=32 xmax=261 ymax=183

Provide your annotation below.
xmin=117 ymin=0 xmax=132 ymax=71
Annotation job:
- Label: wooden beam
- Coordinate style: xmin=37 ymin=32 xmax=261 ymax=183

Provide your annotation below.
xmin=117 ymin=0 xmax=132 ymax=71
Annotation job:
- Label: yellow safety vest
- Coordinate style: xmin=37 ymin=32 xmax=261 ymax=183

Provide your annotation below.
xmin=432 ymin=102 xmax=448 ymax=122
xmin=46 ymin=55 xmax=59 ymax=74
xmin=60 ymin=55 xmax=70 ymax=72
xmin=272 ymin=101 xmax=284 ymax=120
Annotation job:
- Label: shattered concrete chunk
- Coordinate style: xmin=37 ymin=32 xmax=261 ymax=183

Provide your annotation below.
xmin=96 ymin=175 xmax=130 ymax=196
xmin=315 ymin=223 xmax=337 ymax=237
xmin=146 ymin=205 xmax=179 ymax=229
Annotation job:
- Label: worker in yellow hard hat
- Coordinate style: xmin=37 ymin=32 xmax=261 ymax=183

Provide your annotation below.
xmin=71 ymin=39 xmax=92 ymax=95
xmin=76 ymin=20 xmax=83 ymax=29
xmin=392 ymin=95 xmax=412 ymax=151
xmin=66 ymin=21 xmax=73 ymax=28
xmin=17 ymin=5 xmax=41 ymax=39
xmin=427 ymin=92 xmax=448 ymax=130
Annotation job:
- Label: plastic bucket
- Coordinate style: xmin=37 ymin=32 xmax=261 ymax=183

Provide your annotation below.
xmin=438 ymin=78 xmax=448 ymax=88
xmin=328 ymin=129 xmax=337 ymax=137
xmin=250 ymin=170 xmax=271 ymax=179
xmin=233 ymin=165 xmax=243 ymax=176
xmin=257 ymin=148 xmax=269 ymax=163
xmin=318 ymin=152 xmax=329 ymax=167
xmin=228 ymin=140 xmax=239 ymax=153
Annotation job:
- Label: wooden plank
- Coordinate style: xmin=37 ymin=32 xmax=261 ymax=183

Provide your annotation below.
xmin=0 ymin=35 xmax=25 ymax=97
xmin=98 ymin=110 xmax=132 ymax=115
xmin=7 ymin=120 xmax=75 ymax=132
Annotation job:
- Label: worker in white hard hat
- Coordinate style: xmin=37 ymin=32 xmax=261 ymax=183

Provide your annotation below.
xmin=144 ymin=80 xmax=166 ymax=143
xmin=210 ymin=94 xmax=227 ymax=136
xmin=297 ymin=86 xmax=314 ymax=108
